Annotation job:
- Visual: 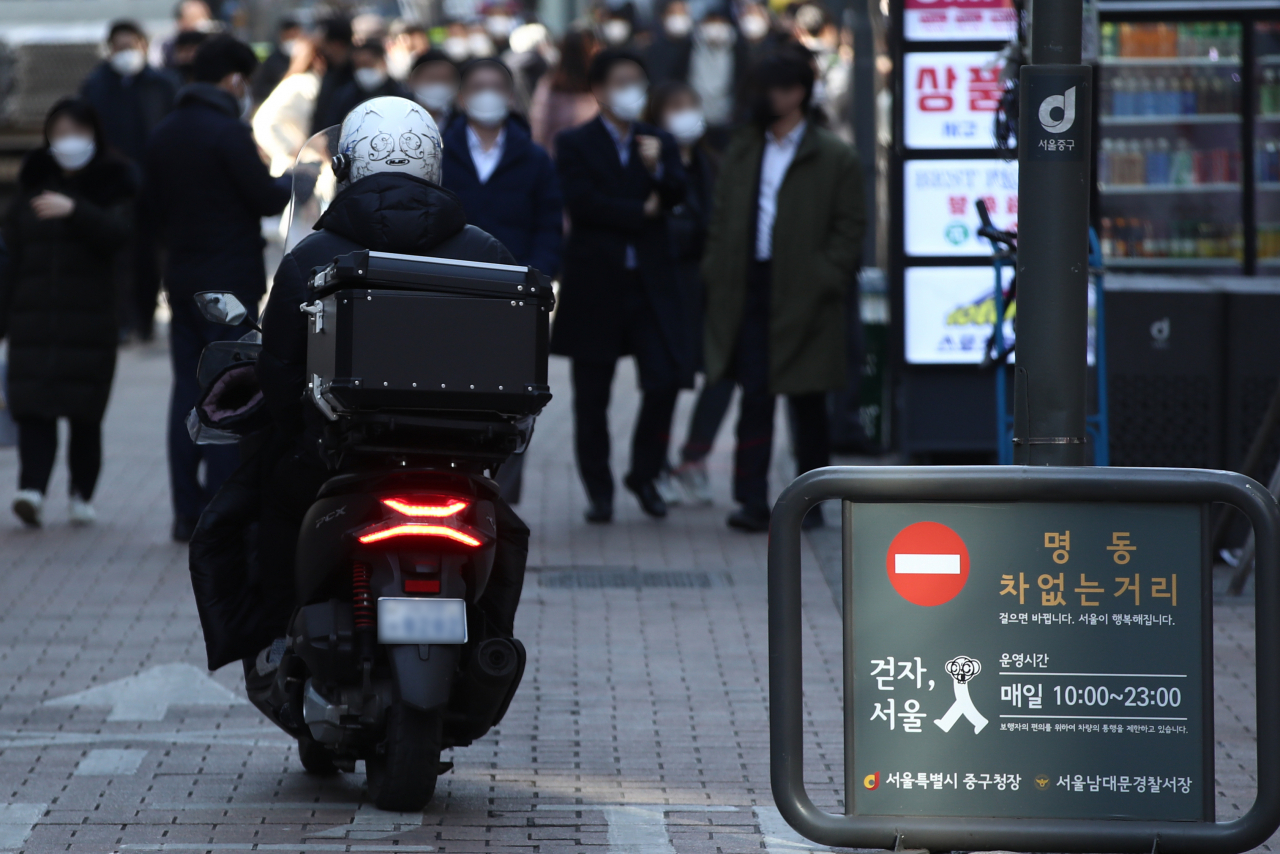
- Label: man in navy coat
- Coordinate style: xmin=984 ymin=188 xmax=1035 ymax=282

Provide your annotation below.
xmin=144 ymin=35 xmax=291 ymax=541
xmin=551 ymin=49 xmax=688 ymax=523
xmin=442 ymin=57 xmax=564 ymax=504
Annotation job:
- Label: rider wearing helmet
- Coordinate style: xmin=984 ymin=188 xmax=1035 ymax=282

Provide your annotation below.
xmin=246 ymin=97 xmax=524 ymax=653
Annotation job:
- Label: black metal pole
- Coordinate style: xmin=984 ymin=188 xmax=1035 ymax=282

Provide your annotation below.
xmin=1014 ymin=0 xmax=1092 ymax=466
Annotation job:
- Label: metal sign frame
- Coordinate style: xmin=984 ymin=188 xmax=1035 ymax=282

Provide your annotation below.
xmin=768 ymin=466 xmax=1280 ymax=853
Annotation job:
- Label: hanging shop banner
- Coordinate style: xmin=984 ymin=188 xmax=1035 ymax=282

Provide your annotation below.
xmin=904 ymin=158 xmax=1018 ymax=257
xmin=903 ymin=0 xmax=1018 ymax=43
xmin=904 ymin=51 xmax=1007 ymax=149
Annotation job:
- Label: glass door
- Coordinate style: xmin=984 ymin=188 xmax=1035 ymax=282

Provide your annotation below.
xmin=1255 ymin=22 xmax=1280 ymax=270
xmin=1097 ymin=20 xmax=1244 ymax=271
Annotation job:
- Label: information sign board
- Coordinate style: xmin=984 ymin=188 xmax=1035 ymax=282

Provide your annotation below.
xmin=903 ymin=0 xmax=1017 ymax=43
xmin=849 ymin=502 xmax=1207 ymax=821
xmin=904 ymin=51 xmax=1005 ymax=149
xmin=904 ymin=158 xmax=1018 ymax=257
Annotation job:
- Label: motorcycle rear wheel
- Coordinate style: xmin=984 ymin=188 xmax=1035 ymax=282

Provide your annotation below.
xmin=365 ymin=702 xmax=442 ymax=811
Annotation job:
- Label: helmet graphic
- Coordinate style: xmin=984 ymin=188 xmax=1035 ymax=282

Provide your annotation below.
xmin=336 ymin=96 xmax=442 ymax=185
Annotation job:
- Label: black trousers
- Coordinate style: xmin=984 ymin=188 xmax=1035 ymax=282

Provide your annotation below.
xmin=570 ymin=271 xmax=681 ymax=505
xmin=680 ymin=377 xmax=735 ymax=464
xmin=732 ymin=261 xmax=830 ymax=513
xmin=17 ymin=416 xmax=102 ymax=499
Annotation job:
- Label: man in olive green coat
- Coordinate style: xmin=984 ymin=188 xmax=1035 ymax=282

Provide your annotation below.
xmin=701 ymin=44 xmax=865 ymax=532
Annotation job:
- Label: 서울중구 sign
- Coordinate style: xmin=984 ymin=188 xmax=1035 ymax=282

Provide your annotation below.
xmin=903 ymin=0 xmax=1016 ymax=43
xmin=851 ymin=502 xmax=1206 ymax=821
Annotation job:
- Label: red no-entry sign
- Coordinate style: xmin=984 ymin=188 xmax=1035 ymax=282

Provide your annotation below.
xmin=885 ymin=521 xmax=970 ymax=606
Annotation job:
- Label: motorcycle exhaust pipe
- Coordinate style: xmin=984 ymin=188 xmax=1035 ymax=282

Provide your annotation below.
xmin=450 ymin=638 xmax=526 ymax=744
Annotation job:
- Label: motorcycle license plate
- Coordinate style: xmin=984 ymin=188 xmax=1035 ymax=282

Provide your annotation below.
xmin=376 ymin=598 xmax=469 ymax=645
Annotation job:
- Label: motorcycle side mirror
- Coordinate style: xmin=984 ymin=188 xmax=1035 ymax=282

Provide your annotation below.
xmin=194 ymin=291 xmax=250 ymax=327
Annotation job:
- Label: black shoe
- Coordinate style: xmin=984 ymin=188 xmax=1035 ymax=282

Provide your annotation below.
xmin=802 ymin=505 xmax=825 ymax=530
xmin=172 ymin=516 xmax=198 ymax=542
xmin=727 ymin=506 xmax=770 ymax=533
xmin=624 ymin=474 xmax=668 ymax=518
xmin=584 ymin=500 xmax=613 ymax=524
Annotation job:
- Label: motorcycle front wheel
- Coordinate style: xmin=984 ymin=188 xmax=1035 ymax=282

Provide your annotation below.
xmin=365 ymin=702 xmax=442 ymax=811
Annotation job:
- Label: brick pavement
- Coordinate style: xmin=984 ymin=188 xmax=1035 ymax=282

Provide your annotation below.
xmin=0 ymin=340 xmax=1269 ymax=853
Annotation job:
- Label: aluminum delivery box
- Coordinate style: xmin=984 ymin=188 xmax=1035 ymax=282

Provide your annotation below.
xmin=304 ymin=250 xmax=553 ymax=418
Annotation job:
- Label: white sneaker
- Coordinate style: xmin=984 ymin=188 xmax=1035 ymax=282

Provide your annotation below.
xmin=674 ymin=462 xmax=713 ymax=506
xmin=13 ymin=489 xmax=43 ymax=528
xmin=654 ymin=469 xmax=682 ymax=506
xmin=69 ymin=493 xmax=96 ymax=526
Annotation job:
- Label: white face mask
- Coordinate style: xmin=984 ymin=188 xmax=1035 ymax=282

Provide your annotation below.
xmin=110 ymin=48 xmax=145 ymax=77
xmin=416 ymin=82 xmax=456 ymax=113
xmin=443 ymin=36 xmax=470 ymax=61
xmin=354 ymin=67 xmax=388 ymax=92
xmin=467 ymin=89 xmax=510 ymax=126
xmin=609 ymin=83 xmax=647 ymax=122
xmin=699 ymin=21 xmax=735 ymax=47
xmin=740 ymin=13 xmax=770 ymax=41
xmin=468 ymin=33 xmax=496 ymax=57
xmin=602 ymin=19 xmax=632 ymax=45
xmin=485 ymin=15 xmax=516 ymax=38
xmin=664 ymin=13 xmax=693 ymax=38
xmin=665 ymin=108 xmax=705 ymax=145
xmin=50 ymin=135 xmax=96 ymax=171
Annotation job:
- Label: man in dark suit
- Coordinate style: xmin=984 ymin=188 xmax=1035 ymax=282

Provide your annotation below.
xmin=552 ymin=49 xmax=688 ymax=523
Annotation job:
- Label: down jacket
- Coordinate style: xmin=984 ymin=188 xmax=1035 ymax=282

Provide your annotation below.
xmin=0 ymin=149 xmax=135 ymax=420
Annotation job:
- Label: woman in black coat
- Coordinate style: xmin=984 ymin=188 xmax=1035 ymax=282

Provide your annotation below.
xmin=642 ymin=81 xmax=731 ymax=507
xmin=0 ymin=98 xmax=135 ymax=528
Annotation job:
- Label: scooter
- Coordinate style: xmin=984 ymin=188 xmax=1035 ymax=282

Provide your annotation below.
xmin=188 ymin=290 xmax=531 ymax=811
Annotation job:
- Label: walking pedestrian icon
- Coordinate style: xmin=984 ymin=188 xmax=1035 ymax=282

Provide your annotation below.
xmin=934 ymin=655 xmax=988 ymax=734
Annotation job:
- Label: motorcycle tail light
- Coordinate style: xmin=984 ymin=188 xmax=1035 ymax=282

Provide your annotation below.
xmin=381 ymin=496 xmax=469 ymax=517
xmin=357 ymin=523 xmax=482 ymax=547
xmin=404 ymin=578 xmax=441 ymax=594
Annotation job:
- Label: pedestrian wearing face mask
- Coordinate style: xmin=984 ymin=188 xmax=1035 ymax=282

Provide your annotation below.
xmin=529 ymin=29 xmax=600 ymax=156
xmin=646 ymin=1 xmax=694 ymax=85
xmin=250 ymin=17 xmax=303 ymax=106
xmin=552 ymin=49 xmax=689 ymax=523
xmin=409 ymin=50 xmax=462 ymax=128
xmin=318 ymin=40 xmax=409 ymax=129
xmin=641 ymin=81 xmax=731 ymax=507
xmin=143 ymin=35 xmax=292 ymax=542
xmin=688 ymin=9 xmax=747 ymax=149
xmin=702 ymin=45 xmax=865 ymax=533
xmin=311 ymin=18 xmax=355 ymax=135
xmin=599 ymin=7 xmax=638 ymax=51
xmin=80 ymin=20 xmax=177 ymax=343
xmin=1 ymin=99 xmax=136 ymax=528
xmin=442 ymin=58 xmax=563 ymax=503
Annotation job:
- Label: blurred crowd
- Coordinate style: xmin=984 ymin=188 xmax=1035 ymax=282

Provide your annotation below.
xmin=0 ymin=0 xmax=871 ymax=536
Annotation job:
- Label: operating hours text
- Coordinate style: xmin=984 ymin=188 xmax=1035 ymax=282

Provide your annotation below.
xmin=1053 ymin=685 xmax=1182 ymax=708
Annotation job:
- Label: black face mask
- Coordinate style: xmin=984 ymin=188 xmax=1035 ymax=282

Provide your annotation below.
xmin=752 ymin=93 xmax=778 ymax=127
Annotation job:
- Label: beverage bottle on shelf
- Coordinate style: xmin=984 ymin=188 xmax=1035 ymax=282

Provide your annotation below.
xmin=1127 ymin=138 xmax=1145 ymax=184
xmin=1176 ymin=22 xmax=1194 ymax=58
xmin=1114 ymin=75 xmax=1133 ymax=116
xmin=1268 ymin=141 xmax=1279 ymax=183
xmin=1155 ymin=137 xmax=1172 ymax=184
xmin=1212 ymin=76 xmax=1229 ymax=114
xmin=1193 ymin=146 xmax=1209 ymax=184
xmin=1100 ymin=217 xmax=1115 ymax=258
xmin=1196 ymin=73 xmax=1212 ymax=114
xmin=1227 ymin=22 xmax=1242 ymax=59
xmin=1101 ymin=22 xmax=1118 ymax=58
xmin=1152 ymin=76 xmax=1168 ymax=115
xmin=1210 ymin=147 xmax=1229 ymax=183
xmin=1157 ymin=23 xmax=1177 ymax=57
xmin=1181 ymin=70 xmax=1197 ymax=115
xmin=1142 ymin=219 xmax=1156 ymax=257
xmin=1262 ymin=69 xmax=1277 ymax=116
xmin=1171 ymin=137 xmax=1194 ymax=185
xmin=1138 ymin=72 xmax=1155 ymax=116
xmin=1119 ymin=22 xmax=1133 ymax=57
xmin=1232 ymin=223 xmax=1244 ymax=261
xmin=1230 ymin=148 xmax=1241 ymax=183
xmin=1114 ymin=217 xmax=1128 ymax=256
xmin=1098 ymin=137 xmax=1112 ymax=184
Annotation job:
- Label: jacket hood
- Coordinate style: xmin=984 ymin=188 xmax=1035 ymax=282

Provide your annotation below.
xmin=175 ymin=82 xmax=240 ymax=117
xmin=315 ymin=172 xmax=467 ymax=254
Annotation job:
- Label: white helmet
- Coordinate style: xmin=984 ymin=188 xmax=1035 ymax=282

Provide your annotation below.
xmin=336 ymin=96 xmax=443 ymax=186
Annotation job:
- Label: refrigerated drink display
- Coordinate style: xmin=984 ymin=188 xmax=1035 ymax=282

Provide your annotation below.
xmin=1256 ymin=23 xmax=1280 ymax=267
xmin=1098 ymin=20 xmax=1244 ymax=269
